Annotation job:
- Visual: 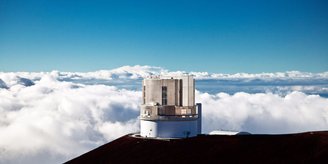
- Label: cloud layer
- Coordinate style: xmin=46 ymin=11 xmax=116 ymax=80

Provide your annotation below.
xmin=2 ymin=65 xmax=327 ymax=96
xmin=199 ymin=91 xmax=328 ymax=134
xmin=0 ymin=74 xmax=140 ymax=164
xmin=1 ymin=65 xmax=328 ymax=81
xmin=0 ymin=66 xmax=328 ymax=163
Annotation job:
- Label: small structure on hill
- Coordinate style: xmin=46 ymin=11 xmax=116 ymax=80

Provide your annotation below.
xmin=140 ymin=75 xmax=202 ymax=138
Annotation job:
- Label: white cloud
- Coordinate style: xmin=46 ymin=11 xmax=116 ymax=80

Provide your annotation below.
xmin=0 ymin=66 xmax=327 ymax=163
xmin=198 ymin=91 xmax=328 ymax=134
xmin=206 ymin=71 xmax=328 ymax=79
xmin=1 ymin=65 xmax=328 ymax=81
xmin=0 ymin=74 xmax=141 ymax=164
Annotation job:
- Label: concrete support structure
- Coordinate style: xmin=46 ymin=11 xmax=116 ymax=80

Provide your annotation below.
xmin=140 ymin=75 xmax=202 ymax=138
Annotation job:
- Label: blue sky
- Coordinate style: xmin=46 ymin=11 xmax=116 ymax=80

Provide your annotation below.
xmin=0 ymin=0 xmax=327 ymax=73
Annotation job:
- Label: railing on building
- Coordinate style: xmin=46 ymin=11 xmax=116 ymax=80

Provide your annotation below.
xmin=140 ymin=105 xmax=199 ymax=120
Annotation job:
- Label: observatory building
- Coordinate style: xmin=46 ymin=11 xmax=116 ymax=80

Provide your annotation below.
xmin=140 ymin=75 xmax=202 ymax=138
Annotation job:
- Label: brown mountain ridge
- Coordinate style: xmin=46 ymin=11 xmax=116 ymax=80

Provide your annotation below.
xmin=66 ymin=131 xmax=328 ymax=164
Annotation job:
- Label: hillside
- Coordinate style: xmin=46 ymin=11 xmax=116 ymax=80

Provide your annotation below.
xmin=66 ymin=131 xmax=328 ymax=164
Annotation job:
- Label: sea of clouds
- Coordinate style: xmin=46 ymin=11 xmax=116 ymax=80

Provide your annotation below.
xmin=0 ymin=65 xmax=328 ymax=164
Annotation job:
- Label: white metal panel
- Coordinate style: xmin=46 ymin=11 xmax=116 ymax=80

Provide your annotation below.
xmin=140 ymin=119 xmax=200 ymax=138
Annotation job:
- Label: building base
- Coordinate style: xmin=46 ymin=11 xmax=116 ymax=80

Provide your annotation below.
xmin=140 ymin=119 xmax=200 ymax=138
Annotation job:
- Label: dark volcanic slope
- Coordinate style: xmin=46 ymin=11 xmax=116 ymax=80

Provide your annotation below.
xmin=66 ymin=131 xmax=328 ymax=164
